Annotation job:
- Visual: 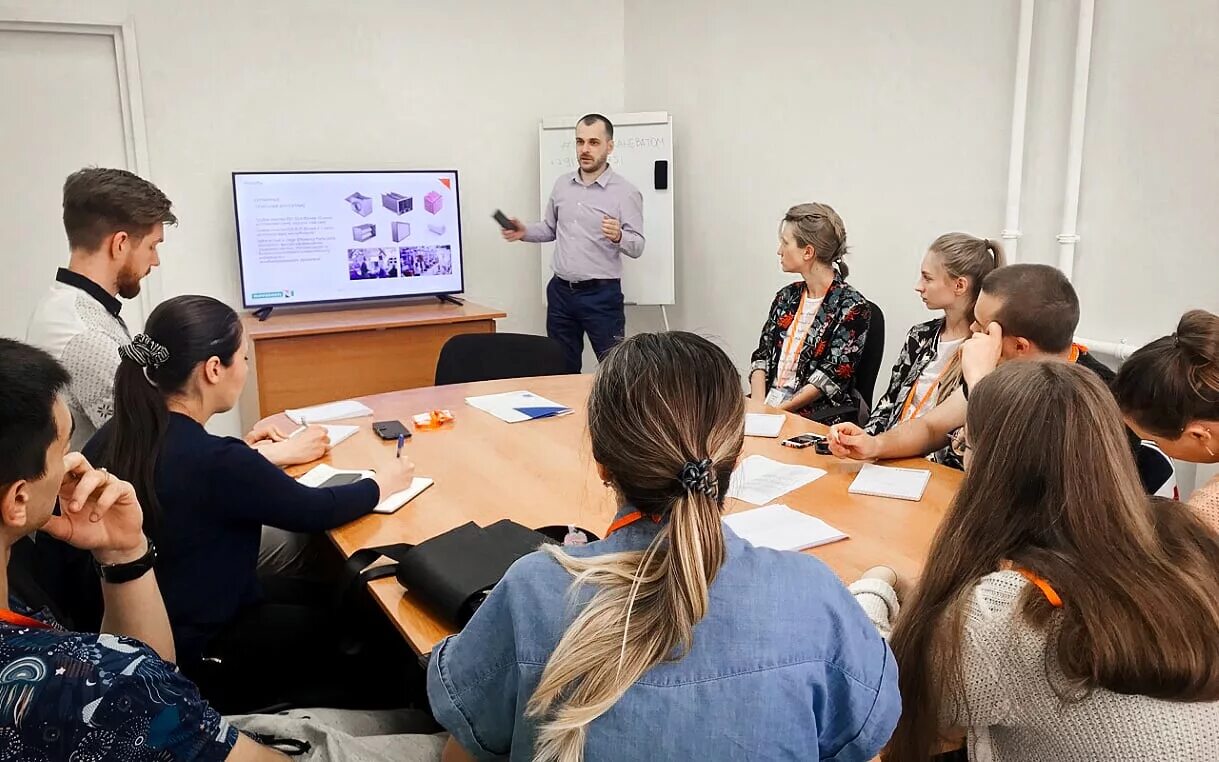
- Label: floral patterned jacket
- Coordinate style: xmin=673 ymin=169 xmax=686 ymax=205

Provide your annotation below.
xmin=864 ymin=318 xmax=960 ymax=435
xmin=750 ymin=274 xmax=871 ymax=419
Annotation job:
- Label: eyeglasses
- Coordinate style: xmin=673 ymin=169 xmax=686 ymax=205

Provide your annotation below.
xmin=949 ymin=427 xmax=972 ymax=457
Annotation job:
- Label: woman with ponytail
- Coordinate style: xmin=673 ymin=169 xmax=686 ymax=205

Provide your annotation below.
xmin=428 ymin=331 xmax=898 ymax=761
xmin=749 ymin=203 xmax=873 ymax=424
xmin=1116 ymin=309 xmax=1219 ymax=530
xmin=82 ymin=295 xmax=415 ymax=707
xmin=865 ymin=233 xmax=1004 ymax=443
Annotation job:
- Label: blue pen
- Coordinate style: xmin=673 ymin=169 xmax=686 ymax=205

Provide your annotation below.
xmin=396 ymin=433 xmax=405 ymax=458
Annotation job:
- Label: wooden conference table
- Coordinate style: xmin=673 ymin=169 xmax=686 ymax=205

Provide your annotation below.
xmin=271 ymin=374 xmax=962 ymax=656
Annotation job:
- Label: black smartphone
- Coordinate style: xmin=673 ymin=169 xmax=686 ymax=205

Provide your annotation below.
xmin=319 ymin=473 xmax=365 ymax=488
xmin=781 ymin=433 xmax=827 ymax=449
xmin=813 ymin=441 xmax=833 ymax=456
xmin=373 ymin=420 xmax=410 ymax=440
xmin=492 ymin=209 xmax=517 ymax=231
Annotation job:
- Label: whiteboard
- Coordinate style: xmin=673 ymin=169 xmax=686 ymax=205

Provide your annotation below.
xmin=537 ymin=112 xmax=674 ymax=306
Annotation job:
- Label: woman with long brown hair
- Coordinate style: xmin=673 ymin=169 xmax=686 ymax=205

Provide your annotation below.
xmin=429 ymin=331 xmax=899 ymax=761
xmin=1115 ymin=309 xmax=1219 ymax=531
xmin=882 ymin=360 xmax=1219 ymax=761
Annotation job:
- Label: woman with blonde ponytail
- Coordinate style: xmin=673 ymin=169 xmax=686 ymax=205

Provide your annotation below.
xmin=428 ymin=332 xmax=899 ymax=761
xmin=865 ymin=233 xmax=1005 ymax=460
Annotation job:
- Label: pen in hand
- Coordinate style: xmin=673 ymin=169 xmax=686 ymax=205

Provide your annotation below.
xmin=397 ymin=433 xmax=405 ymax=459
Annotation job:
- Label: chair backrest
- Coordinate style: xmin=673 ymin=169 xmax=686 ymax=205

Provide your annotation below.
xmin=434 ymin=333 xmax=569 ymax=386
xmin=856 ymin=301 xmax=886 ymax=406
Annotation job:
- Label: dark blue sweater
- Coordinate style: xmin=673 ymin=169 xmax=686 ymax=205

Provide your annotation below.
xmin=73 ymin=413 xmax=380 ymax=662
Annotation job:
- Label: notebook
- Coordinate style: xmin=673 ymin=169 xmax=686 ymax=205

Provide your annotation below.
xmin=726 ymin=454 xmax=826 ymax=505
xmin=291 ymin=424 xmax=359 ymax=448
xmin=744 ymin=413 xmax=786 ymax=438
xmin=285 ymin=400 xmax=374 ymax=424
xmin=848 ymin=464 xmax=932 ymax=502
xmin=297 ymin=463 xmax=434 ymax=514
xmin=724 ymin=504 xmax=848 ymax=552
xmin=465 ymin=391 xmax=572 ymax=423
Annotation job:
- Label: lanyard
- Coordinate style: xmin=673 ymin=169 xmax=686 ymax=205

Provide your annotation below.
xmin=606 ymin=510 xmax=661 ymax=537
xmin=777 ymin=291 xmax=816 ymax=387
xmin=900 ymin=365 xmax=949 ymax=422
xmin=1016 ymin=569 xmax=1063 ymax=608
xmin=0 ymin=609 xmax=51 ymax=630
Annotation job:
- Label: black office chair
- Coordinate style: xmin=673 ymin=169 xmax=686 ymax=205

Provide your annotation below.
xmin=854 ymin=300 xmax=886 ymax=408
xmin=809 ymin=300 xmax=885 ymax=426
xmin=434 ymin=333 xmax=569 ymax=386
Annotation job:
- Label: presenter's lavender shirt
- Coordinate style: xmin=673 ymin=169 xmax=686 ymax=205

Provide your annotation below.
xmin=523 ymin=167 xmax=645 ymax=281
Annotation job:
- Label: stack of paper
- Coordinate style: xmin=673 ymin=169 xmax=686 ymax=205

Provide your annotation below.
xmin=465 ymin=391 xmax=572 ymax=423
xmin=724 ymin=504 xmax=848 ymax=551
xmin=744 ymin=413 xmax=786 ymax=438
xmin=285 ymin=400 xmax=373 ymax=424
xmin=297 ymin=463 xmax=434 ymax=514
xmin=848 ymin=464 xmax=931 ymax=502
xmin=726 ymin=454 xmax=826 ymax=505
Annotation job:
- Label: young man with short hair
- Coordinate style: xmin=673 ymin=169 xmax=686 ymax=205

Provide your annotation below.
xmin=830 ymin=264 xmax=1176 ymax=496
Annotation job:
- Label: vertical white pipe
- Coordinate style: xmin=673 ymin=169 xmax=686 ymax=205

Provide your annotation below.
xmin=1002 ymin=0 xmax=1035 ymax=262
xmin=1057 ymin=0 xmax=1096 ymax=280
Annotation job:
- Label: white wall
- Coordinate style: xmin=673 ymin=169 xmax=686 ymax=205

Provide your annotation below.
xmin=622 ymin=0 xmax=1015 ymax=378
xmin=2 ymin=0 xmax=624 ymax=433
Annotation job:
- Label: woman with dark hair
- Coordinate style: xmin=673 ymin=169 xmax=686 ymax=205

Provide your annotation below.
xmin=857 ymin=360 xmax=1219 ymax=761
xmin=1115 ymin=309 xmax=1219 ymax=531
xmin=86 ymin=295 xmax=415 ymax=706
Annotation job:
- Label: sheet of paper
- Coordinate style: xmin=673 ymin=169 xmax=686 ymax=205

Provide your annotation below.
xmin=744 ymin=413 xmax=786 ymax=438
xmin=723 ymin=504 xmax=848 ymax=551
xmin=297 ymin=463 xmax=433 ymax=513
xmin=848 ymin=464 xmax=932 ymax=502
xmin=322 ymin=424 xmax=360 ymax=448
xmin=285 ymin=400 xmax=374 ymax=424
xmin=726 ymin=454 xmax=826 ymax=505
xmin=465 ymin=391 xmax=572 ymax=423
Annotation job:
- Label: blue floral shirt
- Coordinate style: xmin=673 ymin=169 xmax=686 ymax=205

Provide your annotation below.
xmin=0 ymin=598 xmax=238 ymax=761
xmin=427 ymin=517 xmax=899 ymax=760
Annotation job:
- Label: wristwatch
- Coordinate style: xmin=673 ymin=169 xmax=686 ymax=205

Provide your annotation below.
xmin=94 ymin=540 xmax=157 ymax=584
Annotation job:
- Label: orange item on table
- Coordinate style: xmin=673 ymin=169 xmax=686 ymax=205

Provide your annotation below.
xmin=412 ymin=409 xmax=455 ymax=430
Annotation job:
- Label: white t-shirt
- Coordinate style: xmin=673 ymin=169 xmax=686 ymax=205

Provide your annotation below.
xmin=902 ymin=336 xmax=964 ymax=422
xmin=774 ymin=296 xmax=823 ymax=398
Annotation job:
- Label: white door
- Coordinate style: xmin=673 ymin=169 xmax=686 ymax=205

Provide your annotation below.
xmin=0 ymin=28 xmax=135 ymax=340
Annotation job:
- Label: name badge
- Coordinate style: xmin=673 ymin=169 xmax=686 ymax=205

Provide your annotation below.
xmin=764 ymin=388 xmax=788 ymax=408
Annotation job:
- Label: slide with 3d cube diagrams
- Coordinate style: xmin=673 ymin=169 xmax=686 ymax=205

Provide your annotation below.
xmin=233 ymin=170 xmax=463 ymax=307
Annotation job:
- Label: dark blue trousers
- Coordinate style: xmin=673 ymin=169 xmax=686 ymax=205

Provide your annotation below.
xmin=546 ymin=276 xmax=625 ymax=373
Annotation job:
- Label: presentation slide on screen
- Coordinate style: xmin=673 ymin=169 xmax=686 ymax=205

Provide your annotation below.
xmin=234 ymin=171 xmax=463 ymax=306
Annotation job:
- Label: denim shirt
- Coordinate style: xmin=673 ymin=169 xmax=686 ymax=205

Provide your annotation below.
xmin=427 ymin=514 xmax=900 ymax=760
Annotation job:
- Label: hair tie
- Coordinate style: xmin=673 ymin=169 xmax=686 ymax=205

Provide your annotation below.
xmin=119 ymin=334 xmax=170 ymax=370
xmin=1173 ymin=333 xmax=1181 ymax=347
xmin=678 ymin=459 xmax=718 ymax=499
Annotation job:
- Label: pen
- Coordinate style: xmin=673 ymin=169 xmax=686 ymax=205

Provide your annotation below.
xmin=397 ymin=433 xmax=405 ymax=459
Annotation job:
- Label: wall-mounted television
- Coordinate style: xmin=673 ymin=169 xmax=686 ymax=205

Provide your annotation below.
xmin=233 ymin=170 xmax=463 ymax=309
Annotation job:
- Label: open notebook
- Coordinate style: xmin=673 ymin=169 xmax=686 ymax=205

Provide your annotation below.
xmin=723 ymin=504 xmax=848 ymax=552
xmin=297 ymin=463 xmax=433 ymax=514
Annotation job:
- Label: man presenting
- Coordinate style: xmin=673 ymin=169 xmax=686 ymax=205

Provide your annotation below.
xmin=503 ymin=114 xmax=645 ymax=372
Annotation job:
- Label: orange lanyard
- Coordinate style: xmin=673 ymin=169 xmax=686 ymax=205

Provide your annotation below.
xmin=0 ymin=609 xmax=50 ymax=630
xmin=778 ymin=291 xmax=815 ymax=386
xmin=1017 ymin=569 xmax=1063 ymax=608
xmin=1068 ymin=343 xmax=1084 ymax=363
xmin=606 ymin=510 xmax=661 ymax=537
xmin=900 ymin=366 xmax=948 ymax=422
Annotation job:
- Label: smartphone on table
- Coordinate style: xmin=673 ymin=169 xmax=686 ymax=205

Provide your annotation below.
xmin=780 ymin=433 xmax=827 ymax=449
